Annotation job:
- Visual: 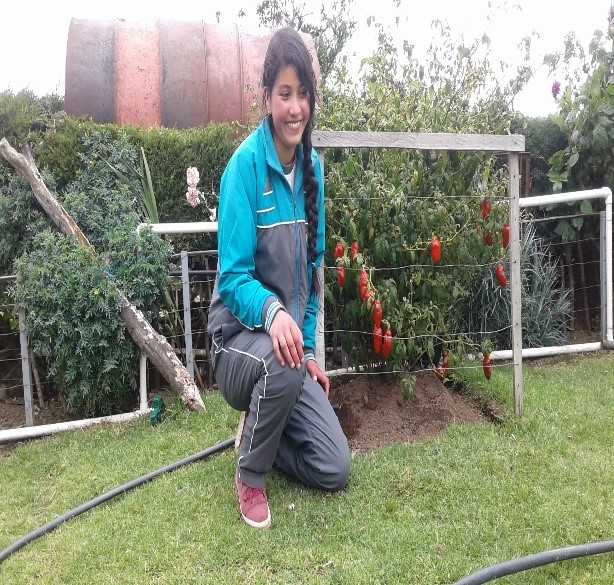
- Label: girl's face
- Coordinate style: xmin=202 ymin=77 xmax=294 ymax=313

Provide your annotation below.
xmin=265 ymin=65 xmax=311 ymax=166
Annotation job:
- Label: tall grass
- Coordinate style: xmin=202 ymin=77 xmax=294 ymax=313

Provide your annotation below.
xmin=1 ymin=353 xmax=613 ymax=584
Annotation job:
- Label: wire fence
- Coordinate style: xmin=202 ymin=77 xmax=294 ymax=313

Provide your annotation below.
xmin=1 ymin=130 xmax=610 ymax=428
xmin=1 ymin=205 xmax=608 ymax=428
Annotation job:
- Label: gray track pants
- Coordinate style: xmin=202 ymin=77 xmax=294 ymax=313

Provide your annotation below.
xmin=212 ymin=330 xmax=350 ymax=491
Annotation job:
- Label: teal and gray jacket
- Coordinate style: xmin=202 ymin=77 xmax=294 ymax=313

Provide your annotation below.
xmin=207 ymin=117 xmax=325 ymax=357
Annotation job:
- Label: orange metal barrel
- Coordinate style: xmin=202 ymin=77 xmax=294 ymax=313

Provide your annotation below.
xmin=65 ymin=19 xmax=320 ymax=129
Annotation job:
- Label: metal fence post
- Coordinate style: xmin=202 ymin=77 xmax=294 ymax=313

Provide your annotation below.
xmin=180 ymin=251 xmax=194 ymax=379
xmin=17 ymin=273 xmax=34 ymax=426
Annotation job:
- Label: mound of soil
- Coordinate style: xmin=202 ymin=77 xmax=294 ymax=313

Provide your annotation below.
xmin=329 ymin=371 xmax=494 ymax=453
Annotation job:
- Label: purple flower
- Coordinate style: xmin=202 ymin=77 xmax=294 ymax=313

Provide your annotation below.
xmin=551 ymin=81 xmax=561 ymax=99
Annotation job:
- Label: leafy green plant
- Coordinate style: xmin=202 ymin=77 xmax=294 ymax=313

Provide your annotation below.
xmin=401 ymin=374 xmax=416 ymax=400
xmin=104 ymin=145 xmax=159 ymax=223
xmin=11 ymin=134 xmax=172 ymax=415
xmin=0 ymin=172 xmax=56 ymax=275
xmin=0 ymin=88 xmax=63 ymax=151
xmin=544 ymin=8 xmax=613 ymax=243
xmin=458 ymin=221 xmax=571 ymax=350
xmin=14 ymin=232 xmax=135 ymax=414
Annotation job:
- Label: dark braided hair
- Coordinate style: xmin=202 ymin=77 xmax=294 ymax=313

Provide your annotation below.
xmin=262 ymin=27 xmax=320 ymax=298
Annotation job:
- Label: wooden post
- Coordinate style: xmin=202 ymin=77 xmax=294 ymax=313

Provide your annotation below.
xmin=508 ymin=152 xmax=523 ymax=416
xmin=0 ymin=137 xmax=205 ymax=413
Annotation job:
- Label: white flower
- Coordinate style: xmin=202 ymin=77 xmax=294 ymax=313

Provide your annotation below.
xmin=208 ymin=207 xmax=217 ymax=222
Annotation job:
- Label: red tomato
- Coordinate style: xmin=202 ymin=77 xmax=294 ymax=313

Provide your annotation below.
xmin=502 ymin=223 xmax=510 ymax=249
xmin=482 ymin=353 xmax=492 ymax=380
xmin=480 ymin=198 xmax=491 ymax=219
xmin=350 ymin=240 xmax=359 ymax=262
xmin=337 ymin=267 xmax=345 ymax=288
xmin=495 ymin=263 xmax=507 ymax=288
xmin=373 ymin=300 xmax=382 ymax=328
xmin=373 ymin=325 xmax=383 ymax=354
xmin=484 ymin=234 xmax=493 ymax=247
xmin=382 ymin=329 xmax=393 ymax=358
xmin=359 ymin=280 xmax=368 ymax=300
xmin=430 ymin=236 xmax=441 ymax=264
xmin=334 ymin=241 xmax=344 ymax=260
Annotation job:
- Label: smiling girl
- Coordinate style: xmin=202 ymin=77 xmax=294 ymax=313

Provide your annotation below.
xmin=207 ymin=26 xmax=350 ymax=529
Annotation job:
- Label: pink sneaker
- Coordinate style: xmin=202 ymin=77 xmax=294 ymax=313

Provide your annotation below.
xmin=235 ymin=471 xmax=271 ymax=528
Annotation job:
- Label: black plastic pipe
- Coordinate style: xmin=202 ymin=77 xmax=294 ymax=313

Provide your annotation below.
xmin=452 ymin=540 xmax=614 ymax=584
xmin=3 ymin=436 xmax=613 ymax=583
xmin=0 ymin=437 xmax=234 ymax=564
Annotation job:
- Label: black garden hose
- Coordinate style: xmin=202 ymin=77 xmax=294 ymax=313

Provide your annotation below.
xmin=452 ymin=539 xmax=614 ymax=584
xmin=3 ymin=435 xmax=613 ymax=583
xmin=0 ymin=437 xmax=234 ymax=564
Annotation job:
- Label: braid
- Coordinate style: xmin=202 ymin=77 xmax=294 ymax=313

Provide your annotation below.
xmin=302 ymin=124 xmax=320 ymax=299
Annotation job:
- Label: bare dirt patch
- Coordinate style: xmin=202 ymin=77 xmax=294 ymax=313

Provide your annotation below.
xmin=329 ymin=370 xmax=496 ymax=453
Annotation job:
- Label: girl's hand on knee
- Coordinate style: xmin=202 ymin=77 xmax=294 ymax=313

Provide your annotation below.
xmin=269 ymin=310 xmax=304 ymax=369
xmin=306 ymin=360 xmax=330 ymax=398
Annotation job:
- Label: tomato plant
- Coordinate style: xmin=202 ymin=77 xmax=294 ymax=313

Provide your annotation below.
xmin=322 ymin=18 xmax=515 ymax=371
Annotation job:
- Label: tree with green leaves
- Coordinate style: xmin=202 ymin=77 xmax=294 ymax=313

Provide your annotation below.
xmin=255 ymin=0 xmax=357 ymax=85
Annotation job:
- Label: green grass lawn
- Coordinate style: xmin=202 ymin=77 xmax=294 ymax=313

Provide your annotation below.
xmin=1 ymin=352 xmax=614 ymax=584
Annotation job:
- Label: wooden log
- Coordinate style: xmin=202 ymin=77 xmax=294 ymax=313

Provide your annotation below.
xmin=0 ymin=137 xmax=205 ymax=413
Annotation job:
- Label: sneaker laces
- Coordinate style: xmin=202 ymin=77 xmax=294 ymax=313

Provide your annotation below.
xmin=240 ymin=485 xmax=267 ymax=504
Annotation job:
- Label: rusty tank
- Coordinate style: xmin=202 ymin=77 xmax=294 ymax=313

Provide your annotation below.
xmin=64 ymin=19 xmax=320 ymax=128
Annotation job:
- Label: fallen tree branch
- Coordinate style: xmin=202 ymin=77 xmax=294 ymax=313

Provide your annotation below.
xmin=0 ymin=137 xmax=206 ymax=413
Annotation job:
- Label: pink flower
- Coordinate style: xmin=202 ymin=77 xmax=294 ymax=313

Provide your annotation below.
xmin=186 ymin=166 xmax=200 ymax=189
xmin=551 ymin=81 xmax=561 ymax=99
xmin=186 ymin=186 xmax=202 ymax=208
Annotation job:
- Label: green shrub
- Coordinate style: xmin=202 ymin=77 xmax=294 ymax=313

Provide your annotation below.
xmin=457 ymin=221 xmax=571 ymax=350
xmin=11 ymin=134 xmax=172 ymax=415
xmin=0 ymin=172 xmax=56 ymax=274
xmin=511 ymin=114 xmax=567 ymax=195
xmin=0 ymin=89 xmax=63 ymax=150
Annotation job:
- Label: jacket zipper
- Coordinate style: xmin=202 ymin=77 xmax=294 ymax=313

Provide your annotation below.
xmin=292 ymin=181 xmax=300 ymax=323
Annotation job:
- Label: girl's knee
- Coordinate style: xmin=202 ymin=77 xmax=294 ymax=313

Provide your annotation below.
xmin=326 ymin=445 xmax=351 ymax=492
